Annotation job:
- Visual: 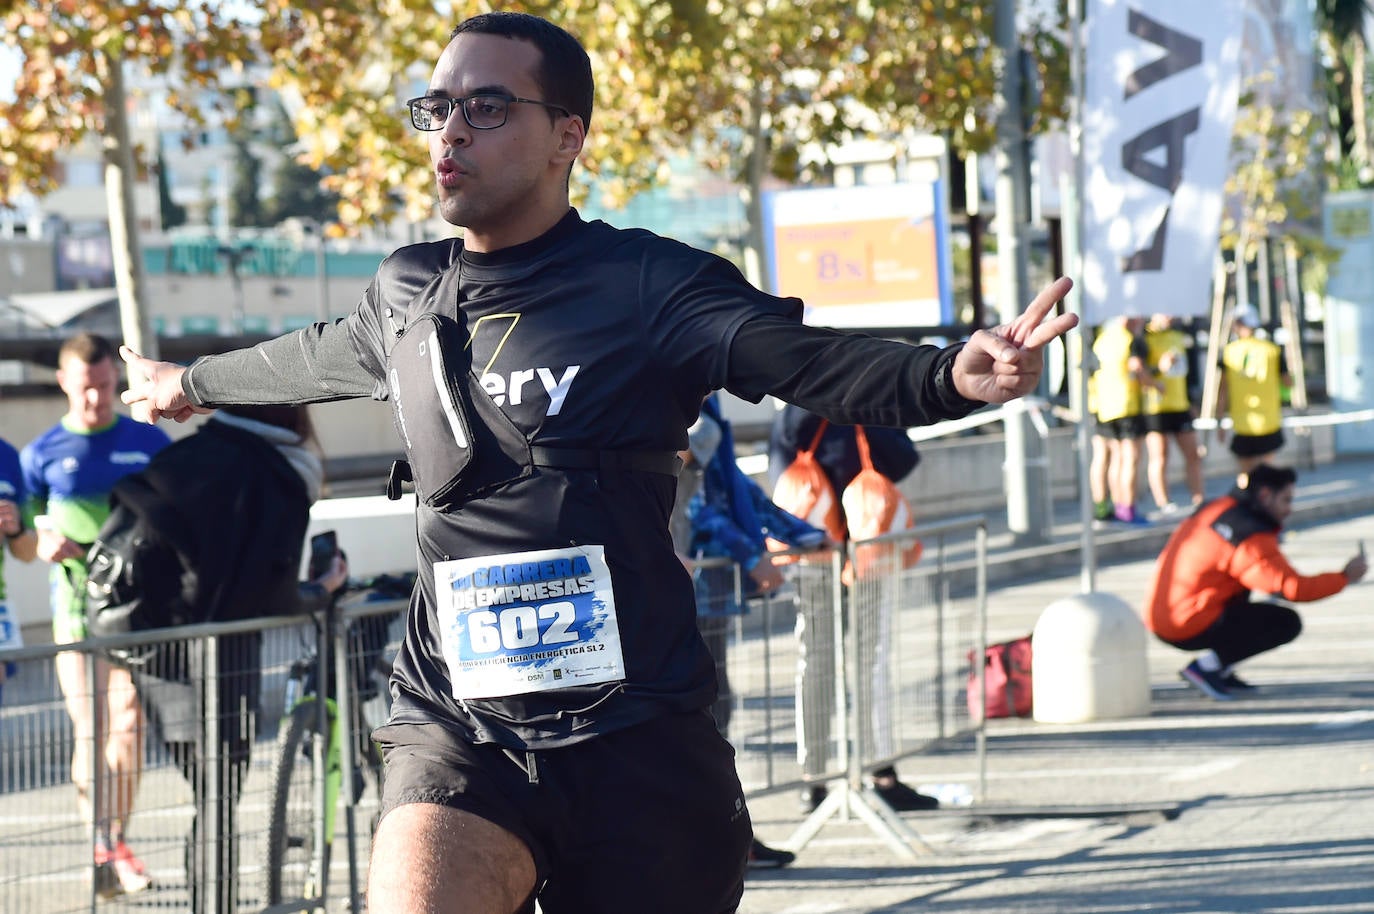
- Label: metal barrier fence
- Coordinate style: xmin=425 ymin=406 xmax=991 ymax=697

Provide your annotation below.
xmin=0 ymin=519 xmax=987 ymax=910
xmin=0 ymin=593 xmax=405 ymax=914
xmin=697 ymin=515 xmax=989 ymax=859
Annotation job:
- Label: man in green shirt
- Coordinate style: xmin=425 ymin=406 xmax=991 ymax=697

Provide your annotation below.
xmin=22 ymin=334 xmax=170 ymax=896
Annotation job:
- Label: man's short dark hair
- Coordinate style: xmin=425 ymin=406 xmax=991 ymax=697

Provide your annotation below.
xmin=58 ymin=332 xmax=116 ymax=367
xmin=451 ymin=12 xmax=594 ymax=132
xmin=1244 ymin=464 xmax=1297 ymax=493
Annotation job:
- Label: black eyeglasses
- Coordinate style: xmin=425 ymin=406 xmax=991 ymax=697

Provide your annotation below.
xmin=406 ymin=93 xmax=571 ymax=131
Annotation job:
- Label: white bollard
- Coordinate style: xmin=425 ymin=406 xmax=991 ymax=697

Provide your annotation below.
xmin=1031 ymin=591 xmax=1151 ymax=723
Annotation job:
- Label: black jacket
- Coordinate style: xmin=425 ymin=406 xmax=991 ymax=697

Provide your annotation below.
xmin=118 ymin=419 xmax=311 ymax=626
xmin=123 ymin=420 xmax=312 ymax=750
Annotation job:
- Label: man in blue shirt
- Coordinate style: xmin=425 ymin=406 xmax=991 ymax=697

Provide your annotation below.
xmin=22 ymin=333 xmax=170 ymax=897
xmin=0 ymin=437 xmax=37 ymax=705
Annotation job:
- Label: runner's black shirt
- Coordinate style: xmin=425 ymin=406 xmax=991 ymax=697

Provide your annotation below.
xmin=182 ymin=210 xmax=982 ymax=749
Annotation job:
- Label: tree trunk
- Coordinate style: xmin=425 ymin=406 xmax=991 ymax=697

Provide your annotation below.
xmin=98 ymin=49 xmax=158 ymax=360
xmin=1331 ymin=54 xmax=1356 ymax=162
xmin=1352 ymin=35 xmax=1369 ymax=169
xmin=741 ymin=82 xmax=771 ymax=291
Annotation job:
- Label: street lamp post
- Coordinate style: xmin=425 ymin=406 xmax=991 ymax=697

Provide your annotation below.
xmin=311 ymin=224 xmax=330 ymax=323
xmin=995 ymin=0 xmax=1049 ymax=546
xmin=298 ymin=218 xmax=329 ymax=324
xmin=216 ymin=243 xmax=250 ymax=334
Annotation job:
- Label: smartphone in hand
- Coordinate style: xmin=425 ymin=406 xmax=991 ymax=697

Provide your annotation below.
xmin=309 ymin=530 xmax=339 ymax=581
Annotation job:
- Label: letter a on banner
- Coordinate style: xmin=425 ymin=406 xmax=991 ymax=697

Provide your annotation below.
xmin=1081 ymin=0 xmax=1244 ymax=324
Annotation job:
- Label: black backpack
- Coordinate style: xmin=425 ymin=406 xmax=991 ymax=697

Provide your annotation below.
xmin=85 ymin=421 xmax=311 ymax=659
xmin=85 ymin=474 xmax=197 ymax=664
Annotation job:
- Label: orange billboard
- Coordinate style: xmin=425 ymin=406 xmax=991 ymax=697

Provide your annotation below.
xmin=763 ymin=182 xmax=952 ymax=328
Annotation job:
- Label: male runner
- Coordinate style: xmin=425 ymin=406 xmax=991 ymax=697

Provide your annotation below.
xmin=1141 ymin=313 xmax=1204 ymax=512
xmin=1091 ymin=315 xmax=1155 ymax=524
xmin=1218 ymin=305 xmax=1287 ymax=474
xmin=120 ymin=12 xmax=1079 ymax=913
xmin=22 ymin=333 xmax=169 ymax=896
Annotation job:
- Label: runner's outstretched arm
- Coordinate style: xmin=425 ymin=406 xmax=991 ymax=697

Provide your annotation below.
xmin=727 ymin=275 xmax=1079 ymax=428
xmin=121 ymin=319 xmax=375 ymax=424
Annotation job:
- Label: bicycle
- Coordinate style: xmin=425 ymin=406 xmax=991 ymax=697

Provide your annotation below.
xmin=262 ymin=569 xmax=411 ymax=911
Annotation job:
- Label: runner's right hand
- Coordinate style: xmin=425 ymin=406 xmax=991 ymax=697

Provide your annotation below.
xmin=119 ymin=346 xmax=211 ymax=424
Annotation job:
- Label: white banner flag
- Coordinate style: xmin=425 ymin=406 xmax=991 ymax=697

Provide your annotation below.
xmin=1081 ymin=0 xmax=1244 ymax=324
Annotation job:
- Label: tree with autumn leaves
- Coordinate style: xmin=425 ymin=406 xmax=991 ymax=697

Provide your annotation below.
xmin=252 ymin=1 xmax=1068 ymax=270
xmin=1 ymin=0 xmax=1067 ymax=346
xmin=0 ymin=1 xmax=259 ymax=357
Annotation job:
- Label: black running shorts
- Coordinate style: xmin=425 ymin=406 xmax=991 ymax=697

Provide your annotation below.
xmin=1101 ymin=415 xmax=1145 ymax=440
xmin=1229 ymin=429 xmax=1284 ymax=459
xmin=373 ymin=709 xmax=753 ymax=914
xmin=1143 ymin=411 xmax=1193 ymax=435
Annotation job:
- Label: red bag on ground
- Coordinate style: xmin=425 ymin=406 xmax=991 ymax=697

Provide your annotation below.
xmin=967 ymin=635 xmax=1033 ymax=721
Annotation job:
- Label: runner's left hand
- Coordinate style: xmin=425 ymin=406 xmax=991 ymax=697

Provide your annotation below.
xmin=952 ymin=277 xmax=1078 ymax=404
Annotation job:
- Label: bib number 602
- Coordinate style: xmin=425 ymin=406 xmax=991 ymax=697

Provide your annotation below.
xmin=466 ymin=601 xmax=579 ymax=654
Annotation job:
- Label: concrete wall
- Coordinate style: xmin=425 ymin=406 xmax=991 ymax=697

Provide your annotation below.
xmin=0 ymin=239 xmax=58 ymax=296
xmin=901 ymin=427 xmax=1079 ymax=518
xmin=145 ymin=270 xmax=368 ymax=332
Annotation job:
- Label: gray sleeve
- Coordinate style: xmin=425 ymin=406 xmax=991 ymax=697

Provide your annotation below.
xmin=182 ymin=315 xmax=383 ymax=407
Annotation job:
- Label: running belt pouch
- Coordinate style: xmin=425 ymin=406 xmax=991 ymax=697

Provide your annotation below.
xmin=386 ymin=313 xmax=477 ymax=506
xmin=966 ymin=635 xmax=1033 ymax=721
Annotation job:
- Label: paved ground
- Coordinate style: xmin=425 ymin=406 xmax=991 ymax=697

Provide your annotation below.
xmin=7 ymin=455 xmax=1374 ymax=913
xmin=739 ymin=456 xmax=1374 ymax=914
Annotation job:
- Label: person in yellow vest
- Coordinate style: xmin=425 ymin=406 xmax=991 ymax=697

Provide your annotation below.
xmin=1086 ymin=369 xmax=1116 ymax=524
xmin=1218 ymin=305 xmax=1287 ymax=475
xmin=1091 ymin=316 xmax=1158 ymax=524
xmin=1142 ymin=314 xmax=1205 ymax=514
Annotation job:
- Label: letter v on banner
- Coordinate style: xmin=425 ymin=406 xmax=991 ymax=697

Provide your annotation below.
xmin=1080 ymin=0 xmax=1244 ymax=324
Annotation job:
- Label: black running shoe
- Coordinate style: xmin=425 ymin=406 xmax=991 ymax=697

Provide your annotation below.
xmin=747 ymin=839 xmax=796 ymax=869
xmin=873 ymin=779 xmax=940 ymax=811
xmin=1221 ymin=671 xmax=1256 ymax=691
xmin=1180 ymin=660 xmax=1233 ymax=701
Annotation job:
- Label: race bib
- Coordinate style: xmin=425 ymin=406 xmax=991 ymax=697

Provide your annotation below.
xmin=435 ymin=545 xmax=626 ymax=699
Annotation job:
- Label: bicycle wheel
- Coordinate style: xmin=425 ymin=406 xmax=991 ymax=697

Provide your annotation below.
xmin=263 ymin=700 xmax=332 ymax=907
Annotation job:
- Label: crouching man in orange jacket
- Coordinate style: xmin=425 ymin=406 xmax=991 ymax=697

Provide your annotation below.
xmin=1144 ymin=464 xmax=1367 ymax=700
